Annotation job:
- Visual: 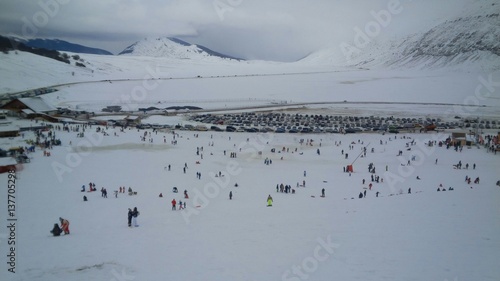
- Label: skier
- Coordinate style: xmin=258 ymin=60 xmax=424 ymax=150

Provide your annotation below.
xmin=59 ymin=217 xmax=70 ymax=234
xmin=321 ymin=188 xmax=325 ymax=198
xmin=127 ymin=209 xmax=133 ymax=227
xmin=363 ymin=190 xmax=366 ymax=198
xmin=83 ymin=195 xmax=88 ymax=201
xmin=132 ymin=207 xmax=139 ymax=227
xmin=408 ymin=188 xmax=411 ymax=194
xmin=229 ymin=191 xmax=233 ymax=200
xmin=359 ymin=192 xmax=363 ymax=199
xmin=267 ymin=195 xmax=273 ymax=207
xmin=50 ymin=223 xmax=62 ymax=236
xmin=184 ymin=190 xmax=189 ymax=199
xmin=171 ymin=199 xmax=177 ymax=210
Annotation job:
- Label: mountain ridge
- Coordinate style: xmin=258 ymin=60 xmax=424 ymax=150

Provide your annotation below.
xmin=118 ymin=36 xmax=243 ymax=61
xmin=300 ymin=1 xmax=500 ymax=72
xmin=24 ymin=38 xmax=113 ymax=55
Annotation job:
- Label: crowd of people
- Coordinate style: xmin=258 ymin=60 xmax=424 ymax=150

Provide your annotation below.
xmin=35 ymin=120 xmax=496 ymax=237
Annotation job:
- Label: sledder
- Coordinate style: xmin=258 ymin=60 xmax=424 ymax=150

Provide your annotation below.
xmin=50 ymin=223 xmax=62 ymax=236
xmin=267 ymin=195 xmax=273 ymax=207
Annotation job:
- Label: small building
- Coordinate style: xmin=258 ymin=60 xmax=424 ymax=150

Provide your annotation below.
xmin=0 ymin=157 xmax=18 ymax=174
xmin=124 ymin=115 xmax=140 ymax=126
xmin=451 ymin=132 xmax=475 ymax=146
xmin=1 ymin=97 xmax=58 ymax=119
xmin=0 ymin=125 xmax=19 ymax=138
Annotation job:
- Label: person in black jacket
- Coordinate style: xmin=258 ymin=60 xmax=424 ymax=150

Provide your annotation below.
xmin=50 ymin=223 xmax=62 ymax=236
xmin=132 ymin=207 xmax=139 ymax=227
xmin=127 ymin=208 xmax=133 ymax=227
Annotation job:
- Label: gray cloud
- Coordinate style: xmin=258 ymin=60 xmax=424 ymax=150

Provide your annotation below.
xmin=0 ymin=0 xmax=473 ymax=61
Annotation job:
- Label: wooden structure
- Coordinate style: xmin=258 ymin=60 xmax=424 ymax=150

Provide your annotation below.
xmin=1 ymin=97 xmax=58 ymax=121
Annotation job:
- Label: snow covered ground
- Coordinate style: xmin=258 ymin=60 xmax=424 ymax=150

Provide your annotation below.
xmin=0 ymin=121 xmax=499 ymax=281
xmin=0 ymin=48 xmax=499 ymax=281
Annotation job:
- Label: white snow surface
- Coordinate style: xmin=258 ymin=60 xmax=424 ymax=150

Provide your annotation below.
xmin=0 ymin=32 xmax=499 ymax=281
xmin=0 ymin=124 xmax=499 ymax=281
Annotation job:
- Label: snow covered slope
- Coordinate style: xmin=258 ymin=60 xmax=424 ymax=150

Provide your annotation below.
xmin=301 ymin=0 xmax=500 ymax=71
xmin=24 ymin=38 xmax=113 ymax=55
xmin=118 ymin=37 xmax=242 ymax=61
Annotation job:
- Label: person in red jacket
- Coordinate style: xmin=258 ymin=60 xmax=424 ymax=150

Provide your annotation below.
xmin=171 ymin=199 xmax=176 ymax=210
xmin=59 ymin=217 xmax=70 ymax=234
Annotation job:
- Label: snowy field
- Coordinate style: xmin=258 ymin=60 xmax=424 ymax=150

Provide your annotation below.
xmin=0 ymin=122 xmax=499 ymax=281
xmin=43 ymin=68 xmax=500 ymax=114
xmin=0 ymin=50 xmax=499 ymax=281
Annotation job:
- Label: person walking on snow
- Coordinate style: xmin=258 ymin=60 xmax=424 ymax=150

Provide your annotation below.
xmin=229 ymin=191 xmax=233 ymax=200
xmin=171 ymin=199 xmax=177 ymax=210
xmin=128 ymin=208 xmax=133 ymax=227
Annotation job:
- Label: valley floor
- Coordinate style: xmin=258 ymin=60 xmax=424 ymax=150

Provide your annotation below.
xmin=0 ymin=123 xmax=499 ymax=281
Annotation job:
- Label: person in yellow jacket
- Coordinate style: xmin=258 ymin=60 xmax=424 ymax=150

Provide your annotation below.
xmin=267 ymin=195 xmax=273 ymax=207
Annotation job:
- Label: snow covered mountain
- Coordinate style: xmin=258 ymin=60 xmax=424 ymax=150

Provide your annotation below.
xmin=301 ymin=1 xmax=500 ymax=71
xmin=118 ymin=37 xmax=242 ymax=61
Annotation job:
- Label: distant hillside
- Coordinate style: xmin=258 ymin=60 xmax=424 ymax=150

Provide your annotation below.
xmin=0 ymin=35 xmax=71 ymax=64
xmin=25 ymin=38 xmax=113 ymax=55
xmin=119 ymin=37 xmax=242 ymax=61
xmin=300 ymin=0 xmax=500 ymax=71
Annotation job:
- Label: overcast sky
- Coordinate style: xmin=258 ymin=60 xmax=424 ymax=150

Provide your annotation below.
xmin=0 ymin=0 xmax=473 ymax=61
